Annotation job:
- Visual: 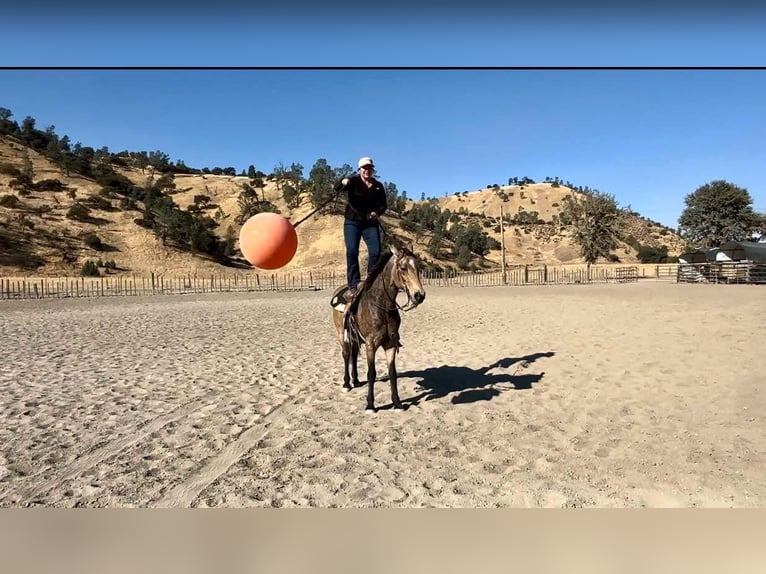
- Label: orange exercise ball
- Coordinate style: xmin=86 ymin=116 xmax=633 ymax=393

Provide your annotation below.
xmin=238 ymin=212 xmax=298 ymax=270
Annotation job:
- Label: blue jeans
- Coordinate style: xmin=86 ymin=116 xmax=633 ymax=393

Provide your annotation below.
xmin=344 ymin=219 xmax=381 ymax=288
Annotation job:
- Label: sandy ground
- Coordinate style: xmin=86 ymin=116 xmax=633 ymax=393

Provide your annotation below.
xmin=0 ymin=282 xmax=764 ymax=508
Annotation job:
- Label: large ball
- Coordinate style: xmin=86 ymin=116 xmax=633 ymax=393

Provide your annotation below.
xmin=238 ymin=212 xmax=298 ymax=270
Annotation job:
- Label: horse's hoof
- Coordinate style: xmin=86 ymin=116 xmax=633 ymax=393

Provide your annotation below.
xmin=343 ymin=386 xmax=351 ymax=393
xmin=365 ymin=406 xmax=376 ymax=414
xmin=393 ymin=403 xmax=406 ymax=411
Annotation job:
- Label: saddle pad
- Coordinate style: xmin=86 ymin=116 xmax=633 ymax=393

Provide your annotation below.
xmin=332 ymin=301 xmax=347 ymax=313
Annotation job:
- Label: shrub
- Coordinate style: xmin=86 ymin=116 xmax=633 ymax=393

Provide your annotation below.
xmin=67 ymin=202 xmax=91 ymax=221
xmin=0 ymin=163 xmax=22 ymax=177
xmin=33 ymin=178 xmax=67 ymax=192
xmin=96 ymin=172 xmax=135 ymax=196
xmin=120 ymin=197 xmax=137 ymax=210
xmin=85 ymin=195 xmax=113 ymax=210
xmin=82 ymin=233 xmax=103 ymax=250
xmin=0 ymin=194 xmax=21 ymax=208
xmin=637 ymin=244 xmax=671 ymax=263
xmin=80 ymin=260 xmax=100 ymax=276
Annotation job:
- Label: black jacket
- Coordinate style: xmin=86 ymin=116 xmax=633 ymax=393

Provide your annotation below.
xmin=334 ymin=174 xmax=387 ymax=222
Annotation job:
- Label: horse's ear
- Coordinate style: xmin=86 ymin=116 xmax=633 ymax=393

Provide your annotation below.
xmin=407 ymin=241 xmax=414 ymax=253
xmin=390 ymin=243 xmax=399 ymax=256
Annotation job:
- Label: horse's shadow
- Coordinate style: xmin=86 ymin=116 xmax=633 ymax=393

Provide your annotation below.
xmin=398 ymin=351 xmax=555 ymax=406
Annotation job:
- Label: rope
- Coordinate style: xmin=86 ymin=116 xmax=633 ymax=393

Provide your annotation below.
xmin=291 ymin=187 xmax=343 ymax=228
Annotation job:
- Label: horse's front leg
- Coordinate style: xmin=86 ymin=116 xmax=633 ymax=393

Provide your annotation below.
xmin=341 ymin=342 xmax=352 ymax=391
xmin=385 ymin=346 xmax=404 ymax=409
xmin=365 ymin=344 xmax=377 ymax=411
xmin=351 ymin=342 xmax=361 ymax=387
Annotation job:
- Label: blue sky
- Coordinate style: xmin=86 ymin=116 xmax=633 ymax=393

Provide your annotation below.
xmin=1 ymin=6 xmax=765 ymax=228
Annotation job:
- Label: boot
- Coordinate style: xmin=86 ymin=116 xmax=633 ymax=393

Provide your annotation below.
xmin=342 ymin=285 xmax=357 ymax=303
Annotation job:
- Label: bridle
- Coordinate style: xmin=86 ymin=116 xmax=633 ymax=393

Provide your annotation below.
xmin=370 ymin=252 xmax=420 ymax=313
xmin=344 ymin=251 xmax=421 ymax=346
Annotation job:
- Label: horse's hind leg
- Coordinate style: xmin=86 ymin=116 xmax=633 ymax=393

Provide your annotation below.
xmin=365 ymin=345 xmax=377 ymax=411
xmin=385 ymin=346 xmax=404 ymax=410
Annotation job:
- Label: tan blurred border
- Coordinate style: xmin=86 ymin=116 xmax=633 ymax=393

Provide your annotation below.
xmin=1 ymin=509 xmax=764 ymax=574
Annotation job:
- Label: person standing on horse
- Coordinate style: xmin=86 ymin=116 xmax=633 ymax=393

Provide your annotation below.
xmin=334 ymin=156 xmax=388 ymax=300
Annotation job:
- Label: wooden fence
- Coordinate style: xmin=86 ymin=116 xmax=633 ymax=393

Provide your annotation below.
xmin=420 ymin=265 xmax=640 ymax=287
xmin=0 ymin=264 xmax=664 ymax=301
xmin=0 ymin=271 xmax=342 ymax=300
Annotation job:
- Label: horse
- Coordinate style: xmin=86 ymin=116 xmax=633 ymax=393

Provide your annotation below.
xmin=330 ymin=244 xmax=426 ymax=411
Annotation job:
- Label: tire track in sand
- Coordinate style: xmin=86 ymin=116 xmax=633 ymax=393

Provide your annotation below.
xmin=8 ymin=395 xmax=217 ymax=505
xmin=154 ymin=395 xmax=298 ymax=508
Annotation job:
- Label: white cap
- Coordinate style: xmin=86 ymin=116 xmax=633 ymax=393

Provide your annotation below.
xmin=357 ymin=156 xmax=375 ymax=169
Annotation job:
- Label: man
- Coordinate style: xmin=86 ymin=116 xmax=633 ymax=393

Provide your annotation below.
xmin=334 ymin=156 xmax=388 ymax=301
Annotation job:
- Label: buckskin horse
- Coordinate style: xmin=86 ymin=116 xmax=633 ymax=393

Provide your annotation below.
xmin=330 ymin=244 xmax=426 ymax=411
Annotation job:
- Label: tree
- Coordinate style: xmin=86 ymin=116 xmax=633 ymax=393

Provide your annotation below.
xmin=282 ymin=162 xmax=305 ymax=208
xmin=247 ymin=165 xmax=257 ymax=179
xmin=428 ymin=226 xmax=445 ymax=258
xmin=561 ymin=191 xmax=623 ymax=265
xmin=147 ymin=150 xmax=171 ymax=172
xmin=454 ymin=222 xmax=491 ymax=257
xmin=678 ymin=180 xmax=762 ymax=248
xmin=308 ymin=158 xmax=335 ymax=211
xmin=333 ymin=163 xmax=354 ymax=181
xmin=0 ymin=108 xmax=18 ymax=136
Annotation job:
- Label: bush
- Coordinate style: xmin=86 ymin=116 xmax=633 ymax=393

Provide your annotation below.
xmin=66 ymin=203 xmax=91 ymax=221
xmin=456 ymin=245 xmax=471 ymax=269
xmin=33 ymin=178 xmax=67 ymax=192
xmin=0 ymin=194 xmax=21 ymax=208
xmin=80 ymin=260 xmax=100 ymax=276
xmin=96 ymin=172 xmax=135 ymax=196
xmin=120 ymin=197 xmax=138 ymax=210
xmin=637 ymin=244 xmax=671 ymax=263
xmin=0 ymin=163 xmax=21 ymax=177
xmin=85 ymin=195 xmax=113 ymax=211
xmin=82 ymin=233 xmax=103 ymax=250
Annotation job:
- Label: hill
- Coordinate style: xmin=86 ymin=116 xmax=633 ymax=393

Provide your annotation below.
xmin=0 ymin=134 xmax=685 ymax=277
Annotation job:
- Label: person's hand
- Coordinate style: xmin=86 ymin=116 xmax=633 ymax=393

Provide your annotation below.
xmin=369 ymin=211 xmax=378 ymax=220
xmin=342 ymin=178 xmax=349 ymax=187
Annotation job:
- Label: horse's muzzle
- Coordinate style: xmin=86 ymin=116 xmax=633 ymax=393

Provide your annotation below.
xmin=413 ymin=291 xmax=425 ymax=305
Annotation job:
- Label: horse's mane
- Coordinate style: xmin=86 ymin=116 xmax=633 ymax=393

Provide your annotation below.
xmin=356 ymin=250 xmax=394 ymax=297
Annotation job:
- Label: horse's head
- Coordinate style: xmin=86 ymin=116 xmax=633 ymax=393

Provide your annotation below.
xmin=391 ymin=244 xmax=426 ymax=308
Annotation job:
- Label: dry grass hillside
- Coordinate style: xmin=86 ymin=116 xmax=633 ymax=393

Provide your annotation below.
xmin=0 ymin=135 xmax=685 ymax=277
xmin=430 ymin=184 xmax=685 ymax=266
